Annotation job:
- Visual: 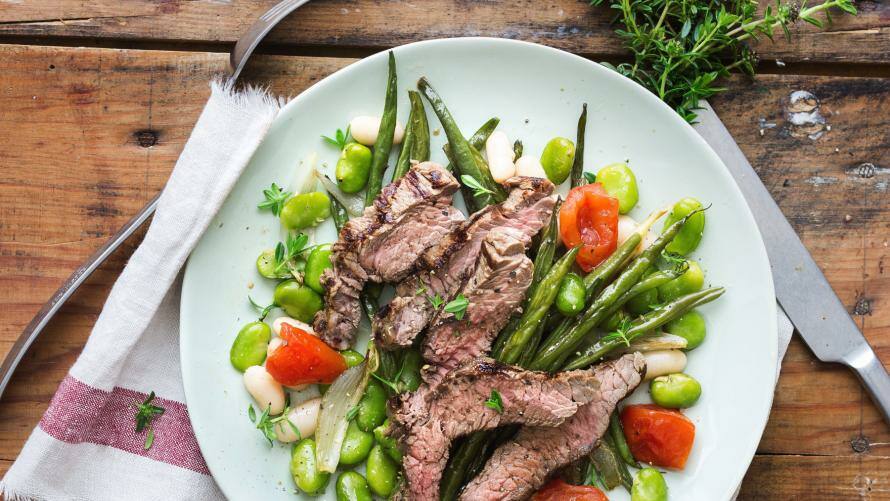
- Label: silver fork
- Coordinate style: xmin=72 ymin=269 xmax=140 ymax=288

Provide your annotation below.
xmin=0 ymin=0 xmax=311 ymax=399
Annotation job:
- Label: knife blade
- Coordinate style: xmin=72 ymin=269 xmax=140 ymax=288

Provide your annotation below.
xmin=694 ymin=101 xmax=890 ymax=425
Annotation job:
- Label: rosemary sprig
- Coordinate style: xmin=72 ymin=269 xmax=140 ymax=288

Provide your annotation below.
xmin=591 ymin=0 xmax=857 ymax=122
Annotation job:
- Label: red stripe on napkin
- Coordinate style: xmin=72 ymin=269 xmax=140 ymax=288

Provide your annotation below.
xmin=39 ymin=375 xmax=210 ymax=474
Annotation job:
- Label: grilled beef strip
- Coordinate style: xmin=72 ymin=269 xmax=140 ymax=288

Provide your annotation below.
xmin=391 ymin=358 xmax=603 ymax=501
xmin=376 ymin=176 xmax=556 ymax=348
xmin=314 ymin=162 xmax=462 ymax=349
xmin=421 ymin=227 xmax=534 ymax=386
xmin=459 ymin=353 xmax=647 ymax=501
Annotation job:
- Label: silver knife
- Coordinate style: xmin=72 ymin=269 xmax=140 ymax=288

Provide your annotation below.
xmin=695 ymin=100 xmax=890 ymax=424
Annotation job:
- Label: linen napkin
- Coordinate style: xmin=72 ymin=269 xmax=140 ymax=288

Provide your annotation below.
xmin=0 ymin=79 xmax=285 ymax=501
xmin=0 ymin=80 xmax=793 ymax=501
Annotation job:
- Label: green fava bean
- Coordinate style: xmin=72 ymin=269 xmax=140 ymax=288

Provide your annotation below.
xmin=366 ymin=444 xmax=399 ymax=497
xmin=336 ymin=143 xmax=372 ymax=194
xmin=666 ymin=310 xmax=707 ymax=350
xmin=290 ymin=439 xmax=331 ymax=494
xmin=280 ymin=191 xmax=331 ymax=230
xmin=650 ymin=372 xmax=702 ymax=408
xmin=341 ymin=349 xmax=365 ymax=368
xmin=256 ymin=249 xmax=289 ymax=279
xmin=540 ymin=137 xmax=575 ymax=184
xmin=336 ymin=471 xmax=372 ymax=501
xmin=356 ymin=380 xmax=387 ymax=432
xmin=556 ymin=272 xmax=586 ymax=316
xmin=273 ymin=279 xmax=323 ymax=323
xmin=657 ymin=260 xmax=704 ymax=303
xmin=339 ymin=420 xmax=374 ymax=465
xmin=304 ymin=244 xmax=333 ymax=294
xmin=374 ymin=419 xmax=403 ymax=463
xmin=398 ymin=349 xmax=423 ymax=392
xmin=229 ymin=321 xmax=271 ymax=372
xmin=596 ymin=163 xmax=639 ymax=214
xmin=662 ymin=197 xmax=705 ymax=255
xmin=631 ymin=467 xmax=668 ymax=501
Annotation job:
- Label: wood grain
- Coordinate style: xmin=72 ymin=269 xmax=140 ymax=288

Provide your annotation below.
xmin=0 ymin=0 xmax=888 ymax=63
xmin=0 ymin=43 xmax=888 ymax=496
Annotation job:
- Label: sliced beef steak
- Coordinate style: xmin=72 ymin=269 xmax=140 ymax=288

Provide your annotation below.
xmin=459 ymin=353 xmax=646 ymax=501
xmin=314 ymin=162 xmax=462 ymax=349
xmin=422 ymin=227 xmax=533 ymax=386
xmin=376 ymin=177 xmax=555 ymax=348
xmin=391 ymin=359 xmax=602 ymax=501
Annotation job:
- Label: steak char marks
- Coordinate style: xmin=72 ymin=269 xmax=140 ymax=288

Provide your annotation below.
xmin=376 ymin=177 xmax=556 ymax=348
xmin=314 ymin=162 xmax=462 ymax=349
xmin=460 ymin=353 xmax=647 ymax=501
xmin=391 ymin=359 xmax=604 ymax=501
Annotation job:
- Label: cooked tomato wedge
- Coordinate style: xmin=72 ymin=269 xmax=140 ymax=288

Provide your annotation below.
xmin=559 ymin=183 xmax=619 ymax=272
xmin=265 ymin=323 xmax=347 ymax=386
xmin=621 ymin=404 xmax=695 ymax=469
xmin=532 ymin=479 xmax=608 ymax=501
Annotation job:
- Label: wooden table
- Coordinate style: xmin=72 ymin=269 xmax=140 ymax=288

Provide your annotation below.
xmin=0 ymin=1 xmax=888 ymax=498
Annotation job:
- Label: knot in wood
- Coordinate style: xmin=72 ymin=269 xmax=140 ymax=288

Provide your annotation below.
xmin=851 ymin=435 xmax=870 ymax=453
xmin=134 ymin=129 xmax=159 ymax=148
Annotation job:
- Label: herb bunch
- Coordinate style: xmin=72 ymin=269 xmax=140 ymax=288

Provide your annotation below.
xmin=592 ymin=0 xmax=857 ymax=122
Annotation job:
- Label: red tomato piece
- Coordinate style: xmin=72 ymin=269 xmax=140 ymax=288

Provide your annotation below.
xmin=532 ymin=479 xmax=608 ymax=501
xmin=559 ymin=183 xmax=619 ymax=272
xmin=621 ymin=404 xmax=695 ymax=469
xmin=265 ymin=323 xmax=347 ymax=386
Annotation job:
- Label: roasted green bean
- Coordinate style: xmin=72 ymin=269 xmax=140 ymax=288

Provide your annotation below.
xmin=408 ymin=90 xmax=430 ymax=163
xmin=364 ymin=52 xmax=397 ymax=206
xmin=608 ymin=412 xmax=640 ymax=468
xmin=570 ymin=103 xmax=588 ymax=188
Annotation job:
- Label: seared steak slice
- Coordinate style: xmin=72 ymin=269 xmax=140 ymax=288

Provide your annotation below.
xmin=459 ymin=353 xmax=646 ymax=501
xmin=392 ymin=359 xmax=602 ymax=501
xmin=377 ymin=177 xmax=555 ymax=348
xmin=315 ymin=162 xmax=461 ymax=349
xmin=422 ymin=228 xmax=533 ymax=386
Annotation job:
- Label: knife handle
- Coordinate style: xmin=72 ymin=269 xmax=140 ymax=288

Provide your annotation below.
xmin=844 ymin=343 xmax=890 ymax=425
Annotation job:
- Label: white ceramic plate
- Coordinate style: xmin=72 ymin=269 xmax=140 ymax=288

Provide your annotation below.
xmin=181 ymin=38 xmax=777 ymax=501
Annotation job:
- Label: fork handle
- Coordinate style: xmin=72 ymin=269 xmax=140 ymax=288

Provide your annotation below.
xmin=230 ymin=0 xmax=312 ymax=80
xmin=0 ymin=194 xmax=160 ymax=398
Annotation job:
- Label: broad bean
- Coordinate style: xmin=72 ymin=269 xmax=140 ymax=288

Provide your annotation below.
xmin=335 ymin=143 xmax=372 ymax=194
xmin=366 ymin=444 xmax=399 ymax=497
xmin=650 ymin=373 xmax=702 ymax=408
xmin=336 ymin=471 xmax=373 ymax=501
xmin=597 ymin=163 xmax=639 ymax=214
xmin=291 ymin=439 xmax=331 ymax=494
xmin=665 ymin=310 xmax=707 ymax=350
xmin=339 ymin=420 xmax=374 ymax=465
xmin=273 ymin=280 xmax=324 ymax=323
xmin=229 ymin=321 xmax=271 ymax=372
xmin=540 ymin=137 xmax=575 ymax=184
xmin=662 ymin=197 xmax=705 ymax=255
xmin=398 ymin=349 xmax=423 ymax=392
xmin=657 ymin=260 xmax=704 ymax=302
xmin=304 ymin=244 xmax=333 ymax=294
xmin=556 ymin=272 xmax=586 ymax=316
xmin=356 ymin=380 xmax=387 ymax=432
xmin=280 ymin=192 xmax=331 ymax=230
xmin=340 ymin=349 xmax=365 ymax=368
xmin=256 ymin=249 xmax=288 ymax=279
xmin=631 ymin=468 xmax=668 ymax=501
xmin=373 ymin=419 xmax=402 ymax=462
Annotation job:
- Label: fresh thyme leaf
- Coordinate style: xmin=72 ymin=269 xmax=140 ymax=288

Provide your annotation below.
xmin=144 ymin=429 xmax=155 ymax=450
xmin=444 ymin=294 xmax=470 ymax=321
xmin=248 ymin=295 xmax=275 ymax=321
xmin=372 ymin=372 xmax=401 ymax=393
xmin=484 ymin=389 xmax=503 ymax=414
xmin=460 ymin=175 xmax=495 ymax=198
xmin=249 ymin=404 xmax=295 ymax=447
xmin=589 ymin=0 xmax=857 ymax=122
xmin=321 ymin=125 xmax=351 ymax=150
xmin=601 ymin=318 xmax=633 ymax=347
xmin=248 ymin=404 xmax=257 ymax=423
xmin=415 ymin=278 xmax=427 ymax=296
xmin=427 ymin=293 xmax=445 ymax=309
xmin=583 ymin=172 xmax=597 ymax=184
xmin=134 ymin=391 xmax=165 ymax=433
xmin=258 ymin=183 xmax=293 ymax=217
xmin=346 ymin=405 xmax=360 ymax=421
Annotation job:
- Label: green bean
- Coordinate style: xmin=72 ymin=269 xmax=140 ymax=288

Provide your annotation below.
xmin=409 ymin=90 xmax=430 ymax=163
xmin=229 ymin=321 xmax=271 ymax=372
xmin=608 ymin=412 xmax=640 ymax=468
xmin=631 ymin=468 xmax=668 ymax=501
xmin=339 ymin=420 xmax=374 ymax=465
xmin=499 ymin=247 xmax=580 ymax=364
xmin=366 ymin=444 xmax=399 ymax=497
xmin=608 ymin=433 xmax=635 ymax=491
xmin=570 ymin=103 xmax=588 ymax=188
xmin=440 ymin=434 xmax=488 ymax=501
xmin=418 ymin=77 xmax=506 ymax=206
xmin=563 ymin=287 xmax=725 ymax=370
xmin=612 ymin=267 xmax=674 ymax=317
xmin=364 ymin=52 xmax=397 ymax=206
xmin=336 ymin=471 xmax=372 ymax=501
xmin=442 ymin=118 xmax=500 ymax=213
xmin=398 ymin=348 xmax=423 ymax=392
xmin=373 ymin=419 xmax=402 ymax=463
xmin=291 ymin=439 xmax=331 ymax=494
xmin=356 ymin=379 xmax=387 ymax=432
xmin=330 ymin=196 xmax=349 ymax=232
xmin=583 ymin=232 xmax=642 ymax=296
xmin=589 ymin=436 xmax=624 ymax=491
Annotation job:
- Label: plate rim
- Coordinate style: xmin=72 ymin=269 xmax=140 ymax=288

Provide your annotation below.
xmin=180 ymin=36 xmax=778 ymax=501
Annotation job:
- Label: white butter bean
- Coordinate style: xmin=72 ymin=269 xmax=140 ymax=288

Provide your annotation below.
xmin=642 ymin=350 xmax=688 ymax=381
xmin=485 ymin=131 xmax=517 ymax=183
xmin=275 ymin=397 xmax=322 ymax=443
xmin=243 ymin=365 xmax=286 ymax=415
xmin=272 ymin=316 xmax=314 ymax=336
xmin=514 ymin=155 xmax=548 ymax=179
xmin=349 ymin=115 xmax=405 ymax=146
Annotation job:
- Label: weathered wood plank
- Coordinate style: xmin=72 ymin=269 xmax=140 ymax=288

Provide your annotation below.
xmin=0 ymin=0 xmax=887 ymax=63
xmin=738 ymin=454 xmax=890 ymax=500
xmin=0 ymin=46 xmax=887 ymax=497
